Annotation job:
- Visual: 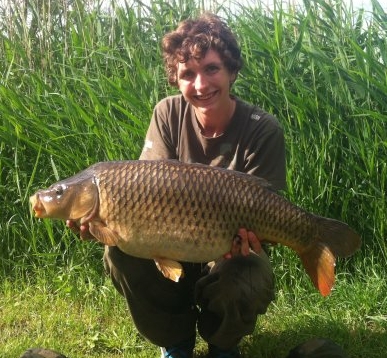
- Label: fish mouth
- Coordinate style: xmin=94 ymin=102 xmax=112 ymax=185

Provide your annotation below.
xmin=29 ymin=194 xmax=47 ymax=218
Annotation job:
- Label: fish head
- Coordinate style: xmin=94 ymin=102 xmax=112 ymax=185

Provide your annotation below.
xmin=30 ymin=173 xmax=99 ymax=221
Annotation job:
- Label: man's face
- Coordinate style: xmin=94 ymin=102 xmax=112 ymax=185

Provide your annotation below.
xmin=176 ymin=49 xmax=236 ymax=117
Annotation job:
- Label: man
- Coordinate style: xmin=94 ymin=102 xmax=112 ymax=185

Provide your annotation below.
xmin=103 ymin=13 xmax=286 ymax=358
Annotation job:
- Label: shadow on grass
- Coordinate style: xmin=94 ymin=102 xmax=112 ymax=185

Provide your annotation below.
xmin=247 ymin=323 xmax=385 ymax=358
xmin=194 ymin=318 xmax=387 ymax=358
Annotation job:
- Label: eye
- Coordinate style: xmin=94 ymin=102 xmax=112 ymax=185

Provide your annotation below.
xmin=206 ymin=65 xmax=220 ymax=74
xmin=55 ymin=185 xmax=65 ymax=196
xmin=179 ymin=69 xmax=195 ymax=80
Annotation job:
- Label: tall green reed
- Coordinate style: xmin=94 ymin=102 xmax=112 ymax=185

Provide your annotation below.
xmin=0 ymin=0 xmax=386 ymax=281
xmin=0 ymin=0 xmax=203 ymax=279
xmin=231 ymin=0 xmax=387 ymax=265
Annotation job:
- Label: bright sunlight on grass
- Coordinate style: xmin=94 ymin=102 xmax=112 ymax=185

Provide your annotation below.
xmin=0 ymin=0 xmax=386 ymax=357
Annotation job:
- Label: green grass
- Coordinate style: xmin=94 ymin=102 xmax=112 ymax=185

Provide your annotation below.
xmin=0 ymin=0 xmax=386 ymax=356
xmin=1 ymin=263 xmax=386 ymax=357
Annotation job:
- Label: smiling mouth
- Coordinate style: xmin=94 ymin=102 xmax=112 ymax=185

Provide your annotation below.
xmin=195 ymin=91 xmax=217 ymax=101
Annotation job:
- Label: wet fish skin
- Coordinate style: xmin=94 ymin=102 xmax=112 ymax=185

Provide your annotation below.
xmin=30 ymin=160 xmax=361 ymax=296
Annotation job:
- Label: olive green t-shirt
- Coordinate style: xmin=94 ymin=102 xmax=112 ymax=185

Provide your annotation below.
xmin=140 ymin=94 xmax=286 ymax=191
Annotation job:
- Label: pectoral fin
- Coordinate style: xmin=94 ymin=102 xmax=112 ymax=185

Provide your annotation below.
xmin=89 ymin=221 xmax=119 ymax=246
xmin=154 ymin=258 xmax=184 ymax=282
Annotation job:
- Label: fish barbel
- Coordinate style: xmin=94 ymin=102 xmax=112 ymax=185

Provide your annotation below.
xmin=30 ymin=160 xmax=361 ymax=296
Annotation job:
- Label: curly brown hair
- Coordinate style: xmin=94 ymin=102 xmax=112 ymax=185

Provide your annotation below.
xmin=162 ymin=13 xmax=243 ymax=86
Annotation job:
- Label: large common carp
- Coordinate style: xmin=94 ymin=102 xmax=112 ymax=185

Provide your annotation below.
xmin=30 ymin=160 xmax=361 ymax=296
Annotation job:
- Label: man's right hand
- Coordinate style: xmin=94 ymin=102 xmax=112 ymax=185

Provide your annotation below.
xmin=66 ymin=220 xmax=95 ymax=241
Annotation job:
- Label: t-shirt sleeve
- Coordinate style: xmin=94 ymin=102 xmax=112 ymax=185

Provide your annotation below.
xmin=244 ymin=119 xmax=287 ymax=192
xmin=139 ymin=99 xmax=177 ymax=160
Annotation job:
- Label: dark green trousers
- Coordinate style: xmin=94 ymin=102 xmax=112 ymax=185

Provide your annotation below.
xmin=103 ymin=246 xmax=275 ymax=350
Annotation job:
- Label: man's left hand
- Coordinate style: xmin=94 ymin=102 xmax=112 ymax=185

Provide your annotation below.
xmin=223 ymin=228 xmax=262 ymax=258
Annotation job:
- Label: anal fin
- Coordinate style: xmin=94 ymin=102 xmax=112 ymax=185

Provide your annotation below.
xmin=154 ymin=258 xmax=184 ymax=282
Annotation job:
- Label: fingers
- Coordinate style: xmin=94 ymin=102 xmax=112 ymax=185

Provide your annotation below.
xmin=79 ymin=224 xmax=94 ymax=240
xmin=238 ymin=228 xmax=261 ymax=255
xmin=66 ymin=220 xmax=94 ymax=241
xmin=247 ymin=230 xmax=262 ymax=254
xmin=238 ymin=228 xmax=251 ymax=256
xmin=223 ymin=251 xmax=232 ymax=259
xmin=224 ymin=228 xmax=262 ymax=259
xmin=66 ymin=219 xmax=77 ymax=230
xmin=226 ymin=233 xmax=242 ymax=258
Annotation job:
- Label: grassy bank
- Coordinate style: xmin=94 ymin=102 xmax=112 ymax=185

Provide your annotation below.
xmin=0 ymin=0 xmax=386 ymax=356
xmin=1 ymin=264 xmax=386 ymax=357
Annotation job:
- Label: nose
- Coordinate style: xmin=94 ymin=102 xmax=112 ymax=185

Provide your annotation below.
xmin=194 ymin=73 xmax=208 ymax=91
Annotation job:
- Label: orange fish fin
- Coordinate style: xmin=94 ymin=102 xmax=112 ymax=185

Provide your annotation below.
xmin=89 ymin=221 xmax=119 ymax=246
xmin=300 ymin=243 xmax=336 ymax=296
xmin=154 ymin=258 xmax=184 ymax=282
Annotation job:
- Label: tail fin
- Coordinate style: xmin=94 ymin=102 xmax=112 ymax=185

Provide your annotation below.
xmin=300 ymin=217 xmax=361 ymax=296
xmin=315 ymin=217 xmax=362 ymax=257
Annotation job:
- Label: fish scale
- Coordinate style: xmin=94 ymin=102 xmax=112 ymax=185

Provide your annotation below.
xmin=96 ymin=161 xmax=256 ymax=259
xmin=30 ymin=159 xmax=361 ymax=296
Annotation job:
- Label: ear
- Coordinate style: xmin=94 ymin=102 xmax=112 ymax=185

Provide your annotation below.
xmin=229 ymin=72 xmax=238 ymax=86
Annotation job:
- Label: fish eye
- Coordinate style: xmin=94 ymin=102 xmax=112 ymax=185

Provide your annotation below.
xmin=55 ymin=185 xmax=64 ymax=196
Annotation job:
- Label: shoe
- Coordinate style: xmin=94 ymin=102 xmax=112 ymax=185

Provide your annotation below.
xmin=160 ymin=335 xmax=195 ymax=358
xmin=208 ymin=344 xmax=240 ymax=358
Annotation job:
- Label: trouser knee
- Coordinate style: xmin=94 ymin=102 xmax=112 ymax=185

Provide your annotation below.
xmin=195 ymin=252 xmax=275 ymax=349
xmin=103 ymin=246 xmax=199 ymax=347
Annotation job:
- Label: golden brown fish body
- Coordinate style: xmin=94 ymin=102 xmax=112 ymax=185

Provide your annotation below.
xmin=30 ymin=160 xmax=361 ymax=296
